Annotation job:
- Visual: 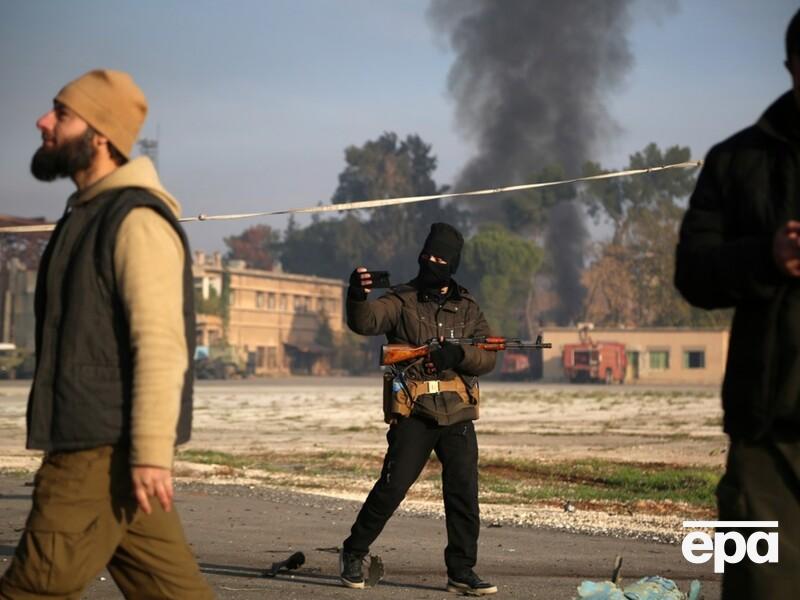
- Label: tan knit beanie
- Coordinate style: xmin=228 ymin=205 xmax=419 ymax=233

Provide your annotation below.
xmin=55 ymin=69 xmax=147 ymax=158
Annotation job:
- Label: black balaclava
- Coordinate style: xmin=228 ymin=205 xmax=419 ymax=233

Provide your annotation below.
xmin=417 ymin=222 xmax=464 ymax=291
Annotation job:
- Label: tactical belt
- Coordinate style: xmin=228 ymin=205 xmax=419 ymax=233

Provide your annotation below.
xmin=419 ymin=379 xmax=463 ymax=394
xmin=382 ymin=373 xmax=478 ymax=424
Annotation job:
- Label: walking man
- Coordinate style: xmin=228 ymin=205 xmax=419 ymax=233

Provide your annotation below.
xmin=0 ymin=70 xmax=214 ymax=599
xmin=675 ymin=9 xmax=800 ymax=598
xmin=339 ymin=223 xmax=498 ymax=595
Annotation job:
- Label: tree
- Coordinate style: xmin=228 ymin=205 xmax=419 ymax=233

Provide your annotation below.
xmin=194 ymin=286 xmax=222 ymax=316
xmin=583 ymin=143 xmax=697 ymax=244
xmin=332 ymin=133 xmax=463 ymax=264
xmin=281 ymin=132 xmax=463 ymax=281
xmin=479 ymin=164 xmax=577 ymax=238
xmin=581 ymin=242 xmax=638 ymax=326
xmin=280 ymin=214 xmax=373 ymax=279
xmin=224 ymin=224 xmax=279 ymax=270
xmin=579 ymin=143 xmax=730 ymax=328
xmin=459 ymin=225 xmax=544 ymax=336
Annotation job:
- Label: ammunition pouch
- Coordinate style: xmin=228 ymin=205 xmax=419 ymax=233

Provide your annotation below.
xmin=383 ymin=371 xmax=479 ymax=424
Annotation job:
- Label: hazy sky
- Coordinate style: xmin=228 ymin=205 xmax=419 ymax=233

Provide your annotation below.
xmin=1 ymin=1 xmax=796 ymax=251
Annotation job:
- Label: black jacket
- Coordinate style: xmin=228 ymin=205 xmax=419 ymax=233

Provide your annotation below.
xmin=347 ymin=279 xmax=496 ymax=424
xmin=675 ymin=91 xmax=800 ymax=440
xmin=27 ymin=188 xmax=195 ymax=451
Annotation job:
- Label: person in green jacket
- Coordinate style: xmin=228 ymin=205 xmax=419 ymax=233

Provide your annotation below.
xmin=674 ymin=9 xmax=800 ymax=599
xmin=338 ymin=223 xmax=498 ymax=596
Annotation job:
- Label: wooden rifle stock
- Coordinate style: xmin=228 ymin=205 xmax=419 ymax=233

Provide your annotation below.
xmin=380 ymin=344 xmax=431 ymax=366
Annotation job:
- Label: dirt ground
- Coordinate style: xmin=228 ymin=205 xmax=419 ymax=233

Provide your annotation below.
xmin=0 ymin=474 xmax=721 ymax=599
xmin=0 ymin=378 xmax=727 ymax=469
xmin=0 ymin=378 xmax=727 ymax=598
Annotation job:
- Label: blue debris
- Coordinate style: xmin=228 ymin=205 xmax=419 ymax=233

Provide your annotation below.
xmin=576 ymin=581 xmax=627 ymax=600
xmin=575 ymin=576 xmax=702 ymax=600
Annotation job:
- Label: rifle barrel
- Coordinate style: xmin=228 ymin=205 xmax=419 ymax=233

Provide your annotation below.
xmin=442 ymin=337 xmax=551 ymax=348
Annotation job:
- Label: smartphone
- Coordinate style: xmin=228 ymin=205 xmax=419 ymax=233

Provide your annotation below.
xmin=365 ymin=270 xmax=391 ymax=288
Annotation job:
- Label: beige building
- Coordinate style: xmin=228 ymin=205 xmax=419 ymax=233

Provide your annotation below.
xmin=1 ymin=258 xmax=37 ymax=351
xmin=0 ymin=215 xmax=47 ymax=352
xmin=193 ymin=251 xmax=345 ymax=375
xmin=540 ymin=326 xmax=730 ymax=385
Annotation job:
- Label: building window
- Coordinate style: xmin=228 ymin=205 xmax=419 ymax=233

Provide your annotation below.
xmin=279 ymin=294 xmax=287 ymax=311
xmin=626 ymin=350 xmax=640 ymax=379
xmin=294 ymin=295 xmax=312 ymax=313
xmin=683 ymin=350 xmax=706 ymax=369
xmin=320 ymin=298 xmax=336 ymax=314
xmin=256 ymin=292 xmax=265 ymax=308
xmin=268 ymin=293 xmax=276 ymax=310
xmin=257 ymin=346 xmax=266 ymax=368
xmin=267 ymin=347 xmax=277 ymax=369
xmin=649 ymin=350 xmax=670 ymax=370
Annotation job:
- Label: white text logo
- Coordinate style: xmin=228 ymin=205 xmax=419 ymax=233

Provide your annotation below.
xmin=681 ymin=521 xmax=779 ymax=573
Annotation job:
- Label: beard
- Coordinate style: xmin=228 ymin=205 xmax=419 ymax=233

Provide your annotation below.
xmin=30 ymin=128 xmax=96 ymax=181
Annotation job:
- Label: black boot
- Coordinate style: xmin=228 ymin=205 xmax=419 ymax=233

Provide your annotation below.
xmin=447 ymin=569 xmax=497 ymax=595
xmin=339 ymin=549 xmax=365 ymax=589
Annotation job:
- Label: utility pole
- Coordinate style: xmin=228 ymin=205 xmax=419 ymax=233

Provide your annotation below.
xmin=137 ymin=124 xmax=160 ymax=170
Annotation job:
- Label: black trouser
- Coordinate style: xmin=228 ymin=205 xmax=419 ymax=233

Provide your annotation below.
xmin=718 ymin=437 xmax=800 ymax=600
xmin=343 ymin=414 xmax=480 ymax=573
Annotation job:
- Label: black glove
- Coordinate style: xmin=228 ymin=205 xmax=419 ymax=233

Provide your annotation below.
xmin=348 ymin=269 xmax=370 ymax=301
xmin=425 ymin=341 xmax=465 ymax=375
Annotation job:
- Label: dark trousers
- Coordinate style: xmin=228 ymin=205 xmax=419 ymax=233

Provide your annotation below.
xmin=718 ymin=437 xmax=800 ymax=600
xmin=343 ymin=415 xmax=480 ymax=573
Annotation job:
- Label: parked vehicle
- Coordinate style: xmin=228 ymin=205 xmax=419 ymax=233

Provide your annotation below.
xmin=194 ymin=342 xmax=248 ymax=379
xmin=562 ymin=324 xmax=627 ymax=384
xmin=499 ymin=350 xmax=531 ymax=380
xmin=0 ymin=343 xmax=24 ymax=379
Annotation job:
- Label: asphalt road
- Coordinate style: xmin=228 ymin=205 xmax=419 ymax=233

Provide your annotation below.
xmin=0 ymin=474 xmax=721 ymax=599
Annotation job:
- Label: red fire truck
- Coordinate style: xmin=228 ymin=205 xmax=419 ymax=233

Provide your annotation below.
xmin=562 ymin=325 xmax=627 ymax=384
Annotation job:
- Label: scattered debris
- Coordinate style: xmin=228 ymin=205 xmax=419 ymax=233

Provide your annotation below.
xmin=611 ymin=556 xmax=623 ymax=585
xmin=576 ymin=556 xmax=702 ymax=599
xmin=365 ymin=554 xmax=384 ymax=587
xmin=575 ymin=576 xmax=702 ymax=600
xmin=262 ymin=551 xmax=305 ymax=578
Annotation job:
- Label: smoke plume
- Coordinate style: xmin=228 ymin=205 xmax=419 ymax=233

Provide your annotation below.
xmin=429 ymin=0 xmax=637 ymax=325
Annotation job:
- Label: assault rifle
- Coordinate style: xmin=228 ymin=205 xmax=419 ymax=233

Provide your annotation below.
xmin=380 ymin=335 xmax=552 ymax=366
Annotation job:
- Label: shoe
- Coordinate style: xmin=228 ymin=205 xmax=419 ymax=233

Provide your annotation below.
xmin=447 ymin=569 xmax=498 ymax=595
xmin=339 ymin=548 xmax=365 ymax=589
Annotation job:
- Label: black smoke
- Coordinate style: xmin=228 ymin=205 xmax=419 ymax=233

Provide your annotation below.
xmin=429 ymin=0 xmax=640 ymax=325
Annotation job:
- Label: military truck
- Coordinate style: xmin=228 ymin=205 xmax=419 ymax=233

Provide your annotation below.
xmin=561 ymin=323 xmax=627 ymax=384
xmin=194 ymin=341 xmax=248 ymax=379
xmin=0 ymin=343 xmax=24 ymax=380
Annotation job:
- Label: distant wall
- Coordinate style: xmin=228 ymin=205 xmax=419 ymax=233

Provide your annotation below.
xmin=541 ymin=327 xmax=729 ymax=385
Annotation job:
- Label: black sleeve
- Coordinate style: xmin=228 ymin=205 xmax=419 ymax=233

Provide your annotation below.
xmin=674 ymin=145 xmax=782 ymax=309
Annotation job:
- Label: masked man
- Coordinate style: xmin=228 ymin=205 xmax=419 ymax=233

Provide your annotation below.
xmin=339 ymin=223 xmax=498 ymax=596
xmin=0 ymin=70 xmax=213 ymax=599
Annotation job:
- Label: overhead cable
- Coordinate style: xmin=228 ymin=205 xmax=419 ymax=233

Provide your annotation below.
xmin=0 ymin=161 xmax=702 ymax=234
